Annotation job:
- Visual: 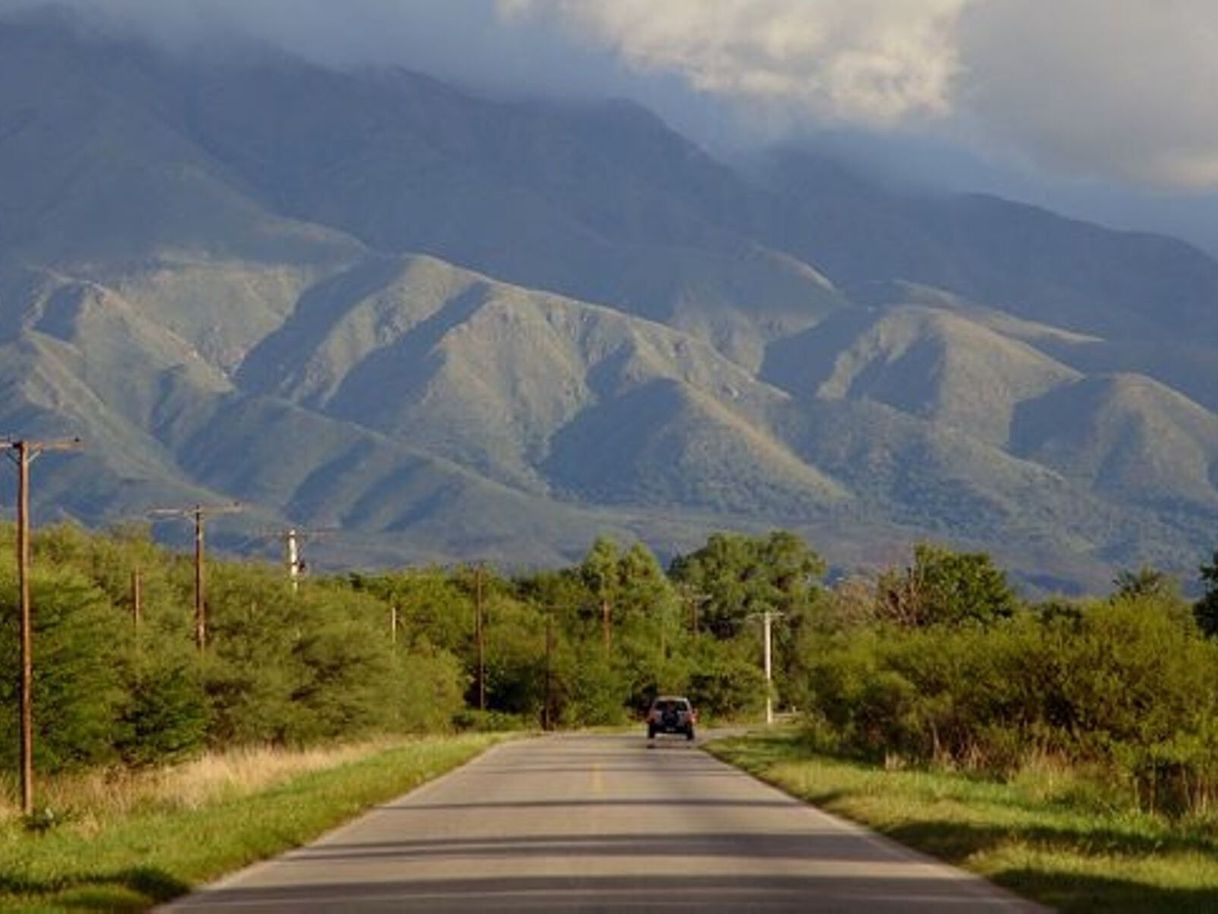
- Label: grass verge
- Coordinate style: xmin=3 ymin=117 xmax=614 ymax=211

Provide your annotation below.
xmin=707 ymin=730 xmax=1218 ymax=914
xmin=0 ymin=733 xmax=505 ymax=913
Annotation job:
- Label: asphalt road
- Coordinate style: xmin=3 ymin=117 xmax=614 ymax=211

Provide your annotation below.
xmin=162 ymin=733 xmax=1043 ymax=913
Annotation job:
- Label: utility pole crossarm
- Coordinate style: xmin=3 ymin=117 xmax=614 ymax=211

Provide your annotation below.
xmin=148 ymin=502 xmax=242 ymax=651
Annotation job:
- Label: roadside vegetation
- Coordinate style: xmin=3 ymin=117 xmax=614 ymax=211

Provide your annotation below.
xmin=710 ymin=731 xmax=1218 ymax=913
xmin=0 ymin=523 xmax=812 ymax=782
xmin=0 ymin=734 xmax=500 ymax=912
xmin=706 ymin=546 xmax=1218 ymax=913
xmin=3 ymin=519 xmax=1218 ymax=910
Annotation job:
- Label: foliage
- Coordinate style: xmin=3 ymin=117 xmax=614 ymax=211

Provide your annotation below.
xmin=0 ymin=735 xmax=501 ymax=913
xmin=1113 ymin=565 xmax=1178 ymax=602
xmin=3 ymin=516 xmax=1218 ymax=825
xmin=0 ymin=565 xmax=123 ymax=772
xmin=876 ymin=542 xmax=1018 ymax=628
xmin=1195 ymin=551 xmax=1218 ymax=637
xmin=669 ymin=531 xmax=825 ymax=639
xmin=114 ymin=649 xmax=208 ymax=767
xmin=711 ymin=731 xmax=1218 ymax=914
xmin=803 ymin=593 xmax=1218 ymax=815
xmin=669 ymin=531 xmax=826 ymax=707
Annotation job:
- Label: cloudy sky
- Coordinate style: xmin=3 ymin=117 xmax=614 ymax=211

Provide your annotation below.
xmin=5 ymin=0 xmax=1218 ymax=249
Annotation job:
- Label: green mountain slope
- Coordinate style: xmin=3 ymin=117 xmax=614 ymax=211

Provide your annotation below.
xmin=1013 ymin=374 xmax=1218 ymax=510
xmin=765 ymin=304 xmax=1082 ymax=447
xmin=0 ymin=15 xmax=1216 ymax=588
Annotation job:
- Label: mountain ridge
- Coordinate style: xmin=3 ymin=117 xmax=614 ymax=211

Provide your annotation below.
xmin=0 ymin=16 xmax=1216 ymax=591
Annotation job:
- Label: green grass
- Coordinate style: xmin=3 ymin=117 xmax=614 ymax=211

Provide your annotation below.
xmin=0 ymin=734 xmax=504 ymax=913
xmin=707 ymin=730 xmax=1218 ymax=913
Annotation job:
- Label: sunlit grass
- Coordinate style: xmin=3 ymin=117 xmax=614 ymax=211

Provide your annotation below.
xmin=709 ymin=730 xmax=1218 ymax=914
xmin=0 ymin=734 xmax=504 ymax=913
xmin=0 ymin=739 xmax=403 ymax=827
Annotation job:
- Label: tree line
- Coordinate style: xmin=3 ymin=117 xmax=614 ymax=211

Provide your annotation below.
xmin=3 ymin=522 xmax=1218 ymax=816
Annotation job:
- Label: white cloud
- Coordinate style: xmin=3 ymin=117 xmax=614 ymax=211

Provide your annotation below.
xmin=500 ymin=0 xmax=971 ymax=127
xmin=501 ymin=0 xmax=1218 ymax=190
xmin=959 ymin=0 xmax=1218 ymax=189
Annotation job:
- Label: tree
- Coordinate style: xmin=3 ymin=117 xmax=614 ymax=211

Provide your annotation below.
xmin=581 ymin=537 xmax=621 ymax=651
xmin=877 ymin=543 xmax=1017 ymax=628
xmin=1113 ymin=565 xmax=1177 ymax=602
xmin=0 ymin=566 xmax=123 ymax=771
xmin=669 ymin=531 xmax=824 ymax=639
xmin=1195 ymin=551 xmax=1218 ymax=637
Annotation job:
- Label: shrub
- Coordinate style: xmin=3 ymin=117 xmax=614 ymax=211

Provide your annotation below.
xmin=801 ymin=594 xmax=1218 ymax=813
xmin=114 ymin=649 xmax=208 ymax=766
xmin=0 ymin=567 xmax=123 ymax=771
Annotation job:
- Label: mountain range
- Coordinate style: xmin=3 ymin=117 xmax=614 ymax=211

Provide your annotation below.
xmin=1 ymin=13 xmax=1216 ymax=591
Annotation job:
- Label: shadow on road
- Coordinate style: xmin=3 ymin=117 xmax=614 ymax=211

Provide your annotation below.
xmin=287 ymin=831 xmax=899 ymax=865
xmin=174 ymin=873 xmax=1022 ymax=912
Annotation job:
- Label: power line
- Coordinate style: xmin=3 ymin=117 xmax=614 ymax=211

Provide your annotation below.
xmin=148 ymin=503 xmax=242 ymax=651
xmin=2 ymin=436 xmax=82 ymax=817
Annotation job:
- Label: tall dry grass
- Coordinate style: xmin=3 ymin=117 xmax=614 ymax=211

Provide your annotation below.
xmin=0 ymin=738 xmax=400 ymax=833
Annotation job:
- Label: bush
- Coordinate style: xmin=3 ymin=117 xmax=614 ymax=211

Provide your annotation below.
xmin=114 ymin=649 xmax=208 ymax=766
xmin=451 ymin=709 xmax=531 ymax=732
xmin=686 ymin=643 xmax=766 ymax=720
xmin=0 ymin=567 xmax=123 ymax=771
xmin=802 ymin=595 xmax=1218 ymax=812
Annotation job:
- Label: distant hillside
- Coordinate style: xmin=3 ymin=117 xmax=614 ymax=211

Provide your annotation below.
xmin=0 ymin=14 xmax=1216 ymax=590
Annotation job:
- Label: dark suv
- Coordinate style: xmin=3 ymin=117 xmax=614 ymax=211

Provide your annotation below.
xmin=647 ymin=696 xmax=697 ymax=741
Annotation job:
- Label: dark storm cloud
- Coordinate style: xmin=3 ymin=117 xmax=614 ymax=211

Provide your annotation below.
xmin=7 ymin=0 xmax=1218 ymax=190
xmin=3 ymin=0 xmax=1218 ymax=250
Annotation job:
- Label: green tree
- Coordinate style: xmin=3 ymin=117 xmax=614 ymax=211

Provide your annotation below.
xmin=670 ymin=531 xmax=824 ymax=639
xmin=1113 ymin=565 xmax=1177 ymax=601
xmin=0 ymin=566 xmax=123 ymax=771
xmin=1196 ymin=551 xmax=1218 ymax=637
xmin=877 ymin=543 xmax=1017 ymax=628
xmin=580 ymin=536 xmax=622 ymax=650
xmin=114 ymin=647 xmax=207 ymax=766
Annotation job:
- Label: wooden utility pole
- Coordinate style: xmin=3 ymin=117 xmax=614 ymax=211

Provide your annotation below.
xmin=149 ymin=503 xmax=241 ymax=651
xmin=475 ymin=565 xmax=486 ymax=712
xmin=3 ymin=436 xmax=81 ymax=817
xmin=543 ymin=612 xmax=555 ymax=731
xmin=601 ymin=592 xmax=612 ymax=653
xmin=679 ymin=585 xmax=709 ymax=638
xmin=390 ymin=604 xmax=398 ymax=646
xmin=131 ymin=568 xmax=142 ymax=629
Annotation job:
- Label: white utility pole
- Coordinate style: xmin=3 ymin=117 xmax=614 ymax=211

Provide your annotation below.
xmin=285 ymin=528 xmax=301 ymax=594
xmin=747 ymin=607 xmax=782 ymax=726
xmin=265 ymin=526 xmax=334 ymax=592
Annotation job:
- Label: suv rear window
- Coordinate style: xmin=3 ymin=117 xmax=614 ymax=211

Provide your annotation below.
xmin=653 ymin=699 xmax=689 ymax=712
